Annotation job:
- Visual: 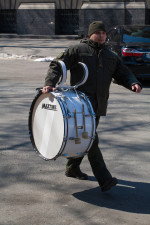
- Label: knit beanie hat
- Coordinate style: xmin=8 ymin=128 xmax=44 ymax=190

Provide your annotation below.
xmin=88 ymin=21 xmax=106 ymax=37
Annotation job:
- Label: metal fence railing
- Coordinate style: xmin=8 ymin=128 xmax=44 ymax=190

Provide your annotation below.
xmin=55 ymin=9 xmax=79 ymax=35
xmin=0 ymin=10 xmax=17 ymax=33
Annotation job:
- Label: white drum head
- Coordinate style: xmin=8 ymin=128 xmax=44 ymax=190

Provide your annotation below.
xmin=31 ymin=93 xmax=64 ymax=160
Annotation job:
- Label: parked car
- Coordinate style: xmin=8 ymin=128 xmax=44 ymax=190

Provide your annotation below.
xmin=106 ymin=25 xmax=150 ymax=80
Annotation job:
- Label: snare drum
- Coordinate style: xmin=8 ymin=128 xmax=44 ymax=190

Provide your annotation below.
xmin=28 ymin=89 xmax=95 ymax=160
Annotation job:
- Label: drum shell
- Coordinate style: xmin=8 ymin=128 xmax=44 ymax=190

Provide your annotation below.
xmin=58 ymin=90 xmax=95 ymax=158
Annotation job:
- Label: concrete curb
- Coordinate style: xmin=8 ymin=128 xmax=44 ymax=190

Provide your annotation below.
xmin=0 ymin=33 xmax=81 ymax=39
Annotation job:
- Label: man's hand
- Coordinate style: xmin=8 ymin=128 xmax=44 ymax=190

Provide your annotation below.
xmin=131 ymin=84 xmax=142 ymax=93
xmin=42 ymin=86 xmax=56 ymax=94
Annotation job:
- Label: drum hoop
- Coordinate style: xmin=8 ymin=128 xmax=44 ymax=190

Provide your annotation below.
xmin=52 ymin=96 xmax=68 ymax=159
xmin=28 ymin=90 xmax=43 ymax=159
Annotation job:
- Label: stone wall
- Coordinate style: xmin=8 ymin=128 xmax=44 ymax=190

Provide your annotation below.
xmin=17 ymin=3 xmax=55 ymax=35
xmin=80 ymin=2 xmax=146 ymax=35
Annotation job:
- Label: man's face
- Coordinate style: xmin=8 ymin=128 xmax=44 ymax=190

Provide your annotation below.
xmin=90 ymin=30 xmax=107 ymax=44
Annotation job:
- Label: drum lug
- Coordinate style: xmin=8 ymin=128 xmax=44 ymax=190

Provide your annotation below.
xmin=67 ymin=137 xmax=76 ymax=141
xmin=91 ymin=135 xmax=96 ymax=140
xmin=67 ymin=113 xmax=73 ymax=118
xmin=68 ymin=113 xmax=72 ymax=118
xmin=65 ymin=136 xmax=95 ymax=141
xmin=63 ymin=137 xmax=68 ymax=141
xmin=63 ymin=113 xmax=71 ymax=119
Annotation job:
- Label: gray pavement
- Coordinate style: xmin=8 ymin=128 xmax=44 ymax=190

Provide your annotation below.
xmin=0 ymin=38 xmax=78 ymax=59
xmin=0 ymin=38 xmax=150 ymax=225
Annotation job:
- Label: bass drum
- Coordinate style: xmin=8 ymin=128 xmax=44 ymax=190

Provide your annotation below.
xmin=28 ymin=89 xmax=95 ymax=160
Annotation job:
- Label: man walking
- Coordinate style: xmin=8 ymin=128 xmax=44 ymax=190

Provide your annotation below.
xmin=42 ymin=21 xmax=141 ymax=192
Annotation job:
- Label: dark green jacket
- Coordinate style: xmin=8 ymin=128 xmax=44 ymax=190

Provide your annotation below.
xmin=45 ymin=39 xmax=141 ymax=116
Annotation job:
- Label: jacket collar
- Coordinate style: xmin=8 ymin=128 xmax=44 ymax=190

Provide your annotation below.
xmin=81 ymin=38 xmax=105 ymax=50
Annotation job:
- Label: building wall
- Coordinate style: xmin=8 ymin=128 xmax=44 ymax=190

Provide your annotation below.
xmin=0 ymin=0 xmax=83 ymax=9
xmin=80 ymin=2 xmax=146 ymax=35
xmin=0 ymin=0 xmax=149 ymax=9
xmin=17 ymin=3 xmax=55 ymax=35
xmin=0 ymin=0 xmax=149 ymax=35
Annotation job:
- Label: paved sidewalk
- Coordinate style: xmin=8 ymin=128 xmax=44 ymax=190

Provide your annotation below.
xmin=0 ymin=38 xmax=150 ymax=225
xmin=0 ymin=37 xmax=79 ymax=59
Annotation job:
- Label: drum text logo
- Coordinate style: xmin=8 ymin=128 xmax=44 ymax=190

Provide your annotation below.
xmin=42 ymin=103 xmax=57 ymax=111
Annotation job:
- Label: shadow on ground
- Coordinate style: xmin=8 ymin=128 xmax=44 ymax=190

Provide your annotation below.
xmin=73 ymin=179 xmax=150 ymax=214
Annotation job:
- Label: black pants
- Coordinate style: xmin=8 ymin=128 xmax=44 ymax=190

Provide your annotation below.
xmin=66 ymin=116 xmax=112 ymax=185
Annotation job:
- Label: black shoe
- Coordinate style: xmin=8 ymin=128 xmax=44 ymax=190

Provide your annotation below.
xmin=65 ymin=167 xmax=88 ymax=180
xmin=101 ymin=177 xmax=118 ymax=192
